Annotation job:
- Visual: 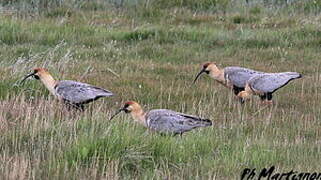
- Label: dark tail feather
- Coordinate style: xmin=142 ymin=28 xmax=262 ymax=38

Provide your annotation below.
xmin=297 ymin=73 xmax=302 ymax=79
xmin=200 ymin=118 xmax=212 ymax=126
xmin=284 ymin=72 xmax=302 ymax=79
xmin=181 ymin=114 xmax=212 ymax=126
xmin=293 ymin=72 xmax=302 ymax=79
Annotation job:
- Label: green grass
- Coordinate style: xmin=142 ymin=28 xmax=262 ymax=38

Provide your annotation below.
xmin=1 ymin=1 xmax=321 ymax=179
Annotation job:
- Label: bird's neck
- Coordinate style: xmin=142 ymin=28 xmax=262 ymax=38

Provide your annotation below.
xmin=130 ymin=109 xmax=146 ymax=126
xmin=245 ymin=84 xmax=254 ymax=95
xmin=209 ymin=66 xmax=225 ymax=84
xmin=39 ymin=73 xmax=57 ymax=96
xmin=241 ymin=84 xmax=254 ymax=99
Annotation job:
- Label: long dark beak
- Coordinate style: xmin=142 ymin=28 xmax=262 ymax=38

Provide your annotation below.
xmin=239 ymin=98 xmax=245 ymax=104
xmin=193 ymin=69 xmax=206 ymax=84
xmin=110 ymin=108 xmax=125 ymax=120
xmin=20 ymin=72 xmax=35 ymax=85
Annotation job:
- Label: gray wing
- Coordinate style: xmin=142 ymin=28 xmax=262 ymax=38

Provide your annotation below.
xmin=224 ymin=66 xmax=264 ymax=88
xmin=55 ymin=80 xmax=113 ymax=104
xmin=249 ymin=72 xmax=302 ymax=93
xmin=146 ymin=109 xmax=212 ymax=134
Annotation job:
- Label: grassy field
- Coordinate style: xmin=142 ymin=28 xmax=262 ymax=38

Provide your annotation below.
xmin=1 ymin=0 xmax=321 ymax=179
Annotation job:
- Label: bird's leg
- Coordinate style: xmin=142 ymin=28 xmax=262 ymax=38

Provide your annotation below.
xmin=267 ymin=93 xmax=273 ymax=101
xmin=173 ymin=132 xmax=183 ymax=138
xmin=265 ymin=100 xmax=274 ymax=105
xmin=71 ymin=103 xmax=85 ymax=111
xmin=232 ymin=86 xmax=243 ymax=96
xmin=261 ymin=100 xmax=273 ymax=105
xmin=77 ymin=104 xmax=85 ymax=111
xmin=259 ymin=94 xmax=268 ymax=105
xmin=265 ymin=93 xmax=273 ymax=105
xmin=63 ymin=100 xmax=73 ymax=111
xmin=64 ymin=100 xmax=85 ymax=111
xmin=260 ymin=93 xmax=273 ymax=105
xmin=259 ymin=94 xmax=267 ymax=101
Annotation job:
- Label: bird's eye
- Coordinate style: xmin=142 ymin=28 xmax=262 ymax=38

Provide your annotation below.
xmin=34 ymin=75 xmax=40 ymax=80
xmin=123 ymin=104 xmax=131 ymax=113
xmin=123 ymin=104 xmax=129 ymax=108
xmin=205 ymin=70 xmax=210 ymax=74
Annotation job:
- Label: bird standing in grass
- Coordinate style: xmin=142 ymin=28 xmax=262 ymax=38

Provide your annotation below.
xmin=237 ymin=72 xmax=302 ymax=104
xmin=193 ymin=62 xmax=264 ymax=95
xmin=110 ymin=101 xmax=212 ymax=136
xmin=21 ymin=68 xmax=114 ymax=110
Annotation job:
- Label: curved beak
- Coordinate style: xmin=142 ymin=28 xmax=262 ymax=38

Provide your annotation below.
xmin=236 ymin=92 xmax=245 ymax=104
xmin=193 ymin=69 xmax=206 ymax=84
xmin=20 ymin=72 xmax=36 ymax=85
xmin=110 ymin=108 xmax=125 ymax=120
xmin=239 ymin=97 xmax=245 ymax=104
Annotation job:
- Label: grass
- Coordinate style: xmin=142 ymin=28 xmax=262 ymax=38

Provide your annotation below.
xmin=1 ymin=0 xmax=321 ymax=179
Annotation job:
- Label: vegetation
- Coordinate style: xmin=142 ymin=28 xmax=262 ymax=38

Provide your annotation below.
xmin=0 ymin=0 xmax=321 ymax=179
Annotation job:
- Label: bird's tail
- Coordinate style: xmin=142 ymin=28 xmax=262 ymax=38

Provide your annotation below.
xmin=282 ymin=72 xmax=302 ymax=79
xmin=92 ymin=86 xmax=114 ymax=97
xmin=97 ymin=89 xmax=114 ymax=97
xmin=101 ymin=91 xmax=114 ymax=97
xmin=199 ymin=118 xmax=212 ymax=126
xmin=181 ymin=114 xmax=212 ymax=127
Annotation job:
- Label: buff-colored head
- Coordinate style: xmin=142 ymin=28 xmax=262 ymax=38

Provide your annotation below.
xmin=110 ymin=101 xmax=144 ymax=120
xmin=20 ymin=67 xmax=58 ymax=96
xmin=32 ymin=68 xmax=50 ymax=79
xmin=202 ymin=62 xmax=218 ymax=72
xmin=20 ymin=67 xmax=51 ymax=84
xmin=121 ymin=101 xmax=142 ymax=113
xmin=33 ymin=68 xmax=49 ymax=73
xmin=193 ymin=62 xmax=220 ymax=83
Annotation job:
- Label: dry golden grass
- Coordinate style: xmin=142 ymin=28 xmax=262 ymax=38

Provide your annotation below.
xmin=1 ymin=1 xmax=321 ymax=178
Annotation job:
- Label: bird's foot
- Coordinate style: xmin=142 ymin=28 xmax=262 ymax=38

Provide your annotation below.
xmin=260 ymin=100 xmax=273 ymax=105
xmin=232 ymin=95 xmax=245 ymax=104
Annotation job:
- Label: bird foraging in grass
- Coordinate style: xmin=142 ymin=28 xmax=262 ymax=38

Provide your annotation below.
xmin=237 ymin=72 xmax=302 ymax=104
xmin=110 ymin=101 xmax=212 ymax=136
xmin=21 ymin=68 xmax=114 ymax=110
xmin=193 ymin=62 xmax=264 ymax=96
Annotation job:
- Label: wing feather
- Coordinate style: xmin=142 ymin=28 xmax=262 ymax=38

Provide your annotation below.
xmin=249 ymin=72 xmax=301 ymax=93
xmin=146 ymin=109 xmax=212 ymax=134
xmin=224 ymin=67 xmax=263 ymax=88
xmin=55 ymin=80 xmax=113 ymax=104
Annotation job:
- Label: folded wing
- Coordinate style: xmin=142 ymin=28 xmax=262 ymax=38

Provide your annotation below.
xmin=225 ymin=67 xmax=263 ymax=88
xmin=55 ymin=80 xmax=113 ymax=104
xmin=146 ymin=109 xmax=212 ymax=134
xmin=249 ymin=72 xmax=302 ymax=93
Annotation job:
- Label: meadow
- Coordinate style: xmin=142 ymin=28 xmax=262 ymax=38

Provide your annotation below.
xmin=0 ymin=0 xmax=321 ymax=179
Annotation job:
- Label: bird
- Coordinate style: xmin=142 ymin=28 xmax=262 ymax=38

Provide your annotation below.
xmin=110 ymin=101 xmax=212 ymax=136
xmin=193 ymin=62 xmax=264 ymax=96
xmin=20 ymin=68 xmax=114 ymax=110
xmin=237 ymin=72 xmax=302 ymax=104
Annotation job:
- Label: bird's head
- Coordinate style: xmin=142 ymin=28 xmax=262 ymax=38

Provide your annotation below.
xmin=21 ymin=68 xmax=50 ymax=83
xmin=193 ymin=62 xmax=218 ymax=83
xmin=237 ymin=91 xmax=251 ymax=104
xmin=110 ymin=101 xmax=142 ymax=120
xmin=121 ymin=101 xmax=141 ymax=113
